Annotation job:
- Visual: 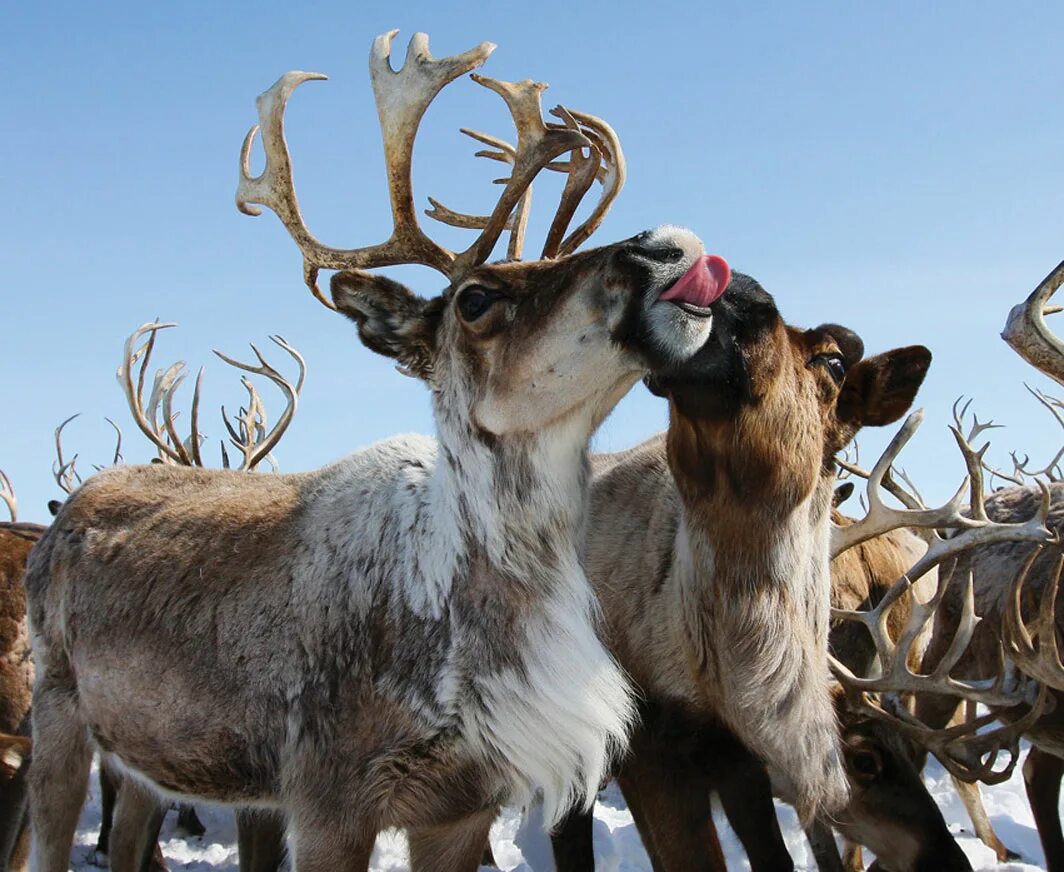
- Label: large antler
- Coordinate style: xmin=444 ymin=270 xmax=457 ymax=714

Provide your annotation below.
xmin=215 ymin=337 xmax=305 ymax=472
xmin=239 ymin=31 xmax=618 ymax=302
xmin=51 ymin=415 xmax=123 ymax=495
xmin=118 ymin=322 xmax=305 ymax=471
xmin=0 ymin=470 xmax=15 ymax=521
xmin=1003 ymin=258 xmax=1064 ymax=388
xmin=831 ymin=406 xmax=1057 ymax=782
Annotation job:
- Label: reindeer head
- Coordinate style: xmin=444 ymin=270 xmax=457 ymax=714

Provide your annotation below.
xmin=646 ymin=271 xmax=931 ymax=511
xmin=832 ymin=712 xmax=972 ymax=872
xmin=239 ymin=33 xmax=724 ymax=441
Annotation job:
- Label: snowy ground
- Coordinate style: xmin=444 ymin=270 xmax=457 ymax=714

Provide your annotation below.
xmin=67 ymin=751 xmax=1053 ymax=871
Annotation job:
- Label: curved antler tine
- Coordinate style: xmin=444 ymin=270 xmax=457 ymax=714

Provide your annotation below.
xmin=553 ymin=108 xmax=627 ymax=257
xmin=103 ymin=417 xmax=124 ymax=467
xmin=540 ymin=106 xmax=599 ymax=259
xmin=1003 ymin=257 xmax=1064 ymax=388
xmin=425 ymin=197 xmax=517 ymax=232
xmin=1002 ymin=545 xmax=1064 ymax=691
xmin=188 ymin=368 xmax=205 ymax=468
xmin=460 ymin=127 xmax=517 ymax=161
xmin=160 ymin=369 xmax=193 ymax=466
xmin=52 ymin=413 xmax=83 ymax=495
xmin=0 ymin=470 xmax=16 ymax=521
xmin=213 ymin=336 xmax=304 ymax=472
xmin=118 ymin=322 xmax=187 ymax=464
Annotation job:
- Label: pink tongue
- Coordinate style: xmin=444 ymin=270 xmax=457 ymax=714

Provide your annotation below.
xmin=659 ymin=254 xmax=731 ymax=308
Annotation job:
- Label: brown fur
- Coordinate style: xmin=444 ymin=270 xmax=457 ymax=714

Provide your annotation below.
xmin=25 ymin=229 xmax=715 ymax=872
xmin=546 ymin=271 xmax=931 ymax=871
xmin=0 ymin=522 xmax=44 ymax=872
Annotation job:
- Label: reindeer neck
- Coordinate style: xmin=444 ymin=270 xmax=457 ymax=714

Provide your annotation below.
xmin=432 ymin=403 xmax=591 ymax=586
xmin=665 ymin=407 xmax=833 ymax=596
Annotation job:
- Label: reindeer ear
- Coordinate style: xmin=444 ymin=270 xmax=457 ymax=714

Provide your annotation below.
xmin=331 ymin=272 xmax=443 ymax=380
xmin=837 ymin=345 xmax=932 ymax=428
xmin=832 ymin=481 xmax=855 ymax=509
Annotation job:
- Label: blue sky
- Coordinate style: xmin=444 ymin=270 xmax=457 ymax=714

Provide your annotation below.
xmin=3 ymin=2 xmax=1064 ymax=522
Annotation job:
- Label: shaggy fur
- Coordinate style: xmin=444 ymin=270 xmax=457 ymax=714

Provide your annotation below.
xmin=25 ymin=227 xmax=718 ymax=871
xmin=0 ymin=521 xmax=44 ymax=872
xmin=571 ymin=273 xmax=930 ymax=853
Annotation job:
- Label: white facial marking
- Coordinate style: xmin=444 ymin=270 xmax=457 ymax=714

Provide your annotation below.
xmin=640 ymin=225 xmax=717 ymax=363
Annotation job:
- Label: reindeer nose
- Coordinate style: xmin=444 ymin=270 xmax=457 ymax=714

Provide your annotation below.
xmin=627 ymin=226 xmax=705 ymax=264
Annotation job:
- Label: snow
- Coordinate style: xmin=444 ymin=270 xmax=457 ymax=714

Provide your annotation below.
xmin=66 ymin=752 xmax=1054 ymax=871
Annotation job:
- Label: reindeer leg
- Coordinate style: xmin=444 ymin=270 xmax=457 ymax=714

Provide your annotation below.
xmin=96 ymin=759 xmax=120 ymax=856
xmin=107 ymin=777 xmax=168 ymax=872
xmin=236 ymin=808 xmax=287 ymax=872
xmin=713 ymin=739 xmax=793 ymax=872
xmin=27 ymin=678 xmax=93 ymax=872
xmin=551 ymin=805 xmax=595 ymax=872
xmin=288 ymin=819 xmax=374 ymax=872
xmin=1025 ymin=746 xmax=1064 ymax=872
xmin=408 ymin=808 xmax=497 ymax=872
xmin=616 ymin=744 xmax=726 ymax=872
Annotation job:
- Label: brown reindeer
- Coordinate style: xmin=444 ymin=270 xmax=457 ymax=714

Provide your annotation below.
xmin=25 ymin=31 xmax=737 ymax=872
xmin=0 ymin=472 xmax=44 ymax=872
xmin=1 ymin=325 xmax=304 ymax=872
xmin=549 ymin=497 xmax=974 ymax=872
xmin=534 ymin=268 xmax=932 ymax=871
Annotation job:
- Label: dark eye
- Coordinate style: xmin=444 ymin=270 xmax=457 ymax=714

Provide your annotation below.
xmin=850 ymin=750 xmax=881 ymax=779
xmin=456 ymin=286 xmax=498 ymax=322
xmin=811 ymin=352 xmax=847 ymax=384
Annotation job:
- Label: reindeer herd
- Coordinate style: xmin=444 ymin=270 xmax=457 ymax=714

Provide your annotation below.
xmin=2 ymin=27 xmax=1064 ymax=872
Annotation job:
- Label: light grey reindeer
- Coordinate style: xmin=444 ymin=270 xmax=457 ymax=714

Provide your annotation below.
xmin=25 ymin=31 xmax=728 ymax=872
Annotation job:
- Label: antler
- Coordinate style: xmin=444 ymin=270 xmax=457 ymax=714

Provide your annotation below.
xmin=237 ymin=32 xmax=494 ymax=304
xmin=239 ymin=31 xmax=619 ymax=300
xmin=1002 ymin=545 xmax=1064 ymax=691
xmin=426 ymin=100 xmax=625 ymax=262
xmin=842 ymin=679 xmax=1048 ymax=784
xmin=52 ymin=414 xmax=84 ymax=495
xmin=831 ymin=404 xmax=1058 ymax=782
xmin=0 ymin=470 xmax=15 ymax=521
xmin=1003 ymin=257 xmax=1064 ymax=388
xmin=118 ymin=322 xmax=204 ymax=466
xmin=832 ymin=404 xmax=1054 ymax=558
xmin=119 ymin=322 xmax=305 ymax=471
xmin=215 ymin=336 xmax=305 ymax=472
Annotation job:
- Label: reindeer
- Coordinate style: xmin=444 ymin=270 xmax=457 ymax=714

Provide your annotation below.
xmin=25 ymin=31 xmax=737 ymax=872
xmin=0 ymin=471 xmax=45 ymax=872
xmin=529 ymin=268 xmax=931 ymax=871
xmin=0 ymin=325 xmax=304 ymax=872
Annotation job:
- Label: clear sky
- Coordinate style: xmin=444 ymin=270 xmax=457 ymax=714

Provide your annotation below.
xmin=4 ymin=2 xmax=1064 ymax=523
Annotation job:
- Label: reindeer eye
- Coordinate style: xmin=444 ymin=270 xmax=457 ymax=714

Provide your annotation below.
xmin=811 ymin=352 xmax=847 ymax=384
xmin=456 ymin=286 xmax=498 ymax=322
xmin=849 ymin=749 xmax=881 ymax=779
